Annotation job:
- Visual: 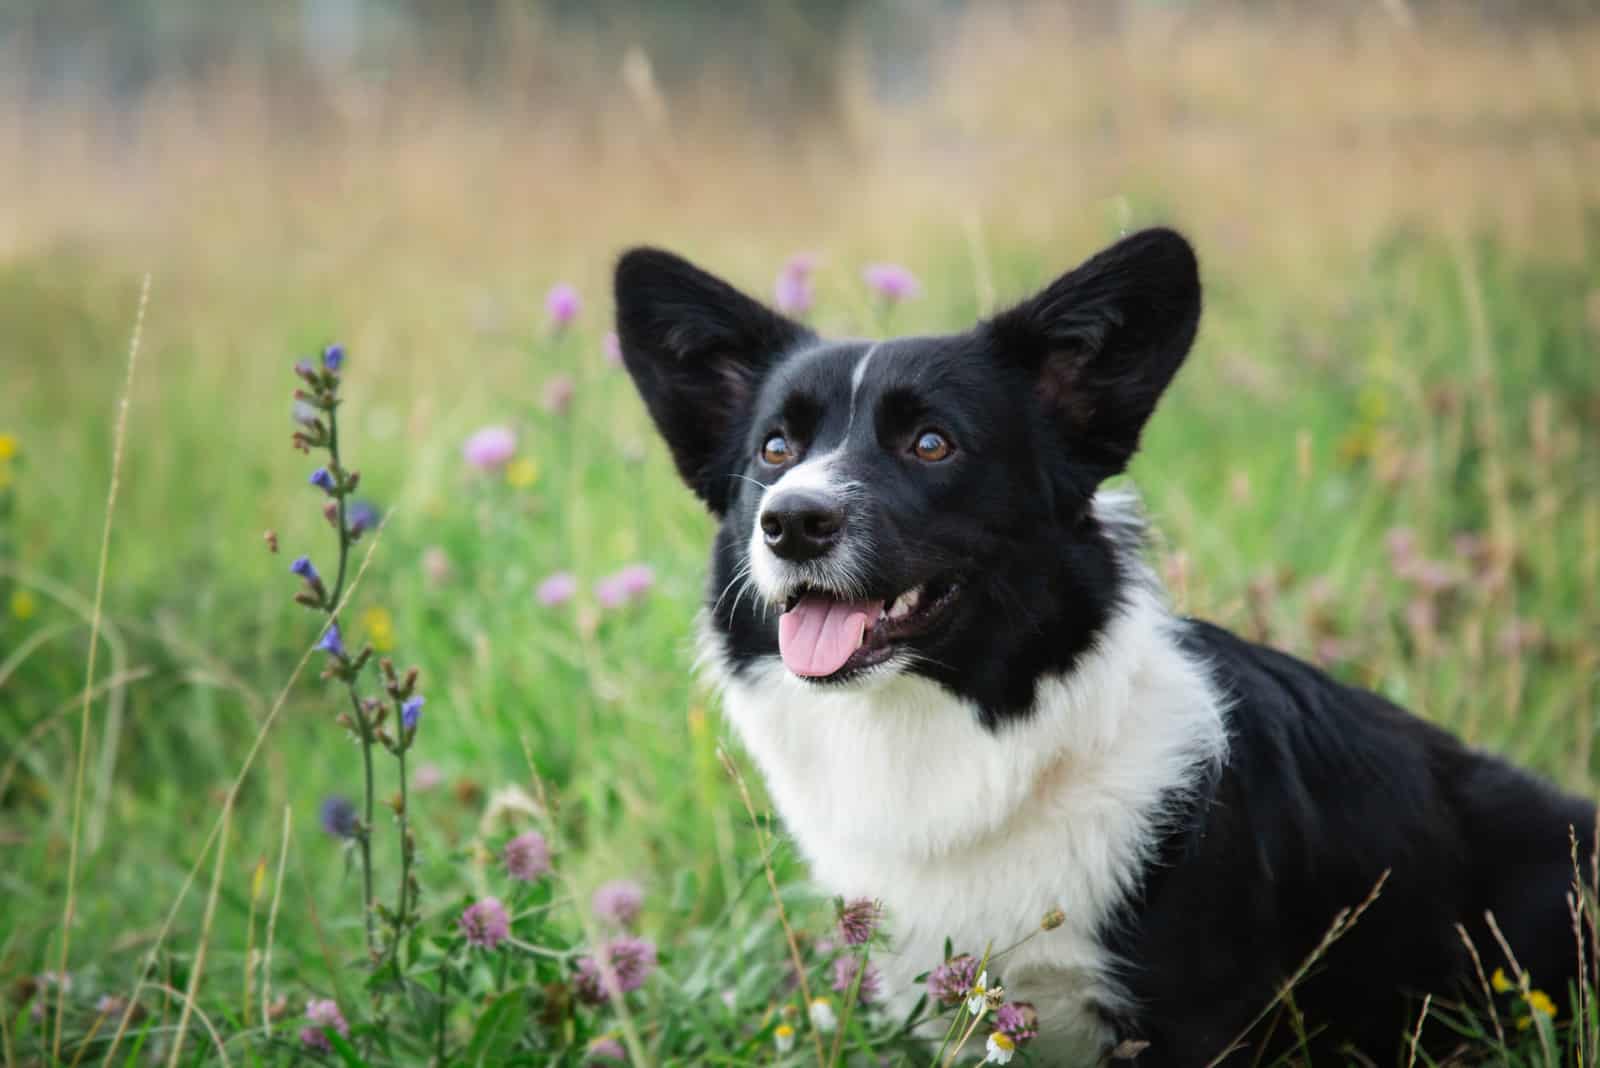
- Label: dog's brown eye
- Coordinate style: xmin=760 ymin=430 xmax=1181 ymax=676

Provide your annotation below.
xmin=913 ymin=430 xmax=953 ymax=462
xmin=761 ymin=434 xmax=793 ymax=466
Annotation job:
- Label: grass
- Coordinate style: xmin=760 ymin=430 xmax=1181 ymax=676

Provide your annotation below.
xmin=2 ymin=5 xmax=1599 ymax=1064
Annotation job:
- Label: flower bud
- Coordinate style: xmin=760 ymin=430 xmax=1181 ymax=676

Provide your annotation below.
xmin=1041 ymin=907 xmax=1066 ymax=931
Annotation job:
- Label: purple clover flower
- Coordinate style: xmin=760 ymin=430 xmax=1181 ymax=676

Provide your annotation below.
xmin=602 ymin=332 xmax=624 ymax=368
xmin=546 ymin=283 xmax=581 ymax=329
xmin=537 ymin=572 xmax=578 ymax=607
xmin=587 ymin=1036 xmax=627 ymax=1063
xmin=401 ymin=696 xmax=424 ymax=732
xmin=309 ymin=468 xmax=337 ymax=493
xmin=319 ymin=795 xmax=358 ymax=839
xmin=321 ymin=345 xmax=345 ymax=372
xmin=460 ymin=897 xmax=511 ymax=950
xmin=836 ymin=897 xmax=880 ymax=946
xmin=995 ymin=1001 xmax=1039 ymax=1042
xmin=463 ymin=426 xmax=517 ymax=470
xmin=592 ymin=879 xmax=644 ymax=927
xmin=316 ymin=624 xmax=346 ymax=658
xmin=926 ymin=954 xmax=978 ymax=1007
xmin=504 ymin=831 xmax=551 ymax=882
xmin=300 ymin=998 xmax=349 ymax=1052
xmin=831 ymin=956 xmax=881 ymax=1004
xmin=290 ymin=556 xmax=320 ymax=583
xmin=574 ymin=936 xmax=658 ymax=1004
xmin=863 ymin=263 xmax=920 ymax=303
xmin=595 ymin=565 xmax=655 ymax=609
xmin=774 ymin=253 xmax=819 ymax=316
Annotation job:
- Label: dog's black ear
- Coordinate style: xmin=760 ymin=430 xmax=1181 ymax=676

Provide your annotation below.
xmin=615 ymin=248 xmax=811 ymax=514
xmin=986 ymin=228 xmax=1200 ymax=482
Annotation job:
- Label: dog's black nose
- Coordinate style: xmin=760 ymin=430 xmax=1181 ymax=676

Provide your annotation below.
xmin=760 ymin=491 xmax=844 ymax=562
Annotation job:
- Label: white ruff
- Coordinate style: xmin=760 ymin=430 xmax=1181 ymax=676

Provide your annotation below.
xmin=700 ymin=509 xmax=1229 ymax=1059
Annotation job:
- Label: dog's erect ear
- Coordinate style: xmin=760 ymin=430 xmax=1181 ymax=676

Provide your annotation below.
xmin=986 ymin=228 xmax=1200 ymax=482
xmin=615 ymin=248 xmax=811 ymax=514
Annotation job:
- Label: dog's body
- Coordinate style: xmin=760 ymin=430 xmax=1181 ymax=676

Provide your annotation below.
xmin=616 ymin=230 xmax=1593 ymax=1064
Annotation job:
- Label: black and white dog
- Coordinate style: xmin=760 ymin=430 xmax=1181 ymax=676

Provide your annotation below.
xmin=614 ymin=229 xmax=1594 ymax=1064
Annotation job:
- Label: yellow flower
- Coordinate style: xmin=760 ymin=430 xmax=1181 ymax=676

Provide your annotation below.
xmin=0 ymin=433 xmax=17 ymax=461
xmin=361 ymin=606 xmax=394 ymax=652
xmin=1526 ymin=988 xmax=1557 ymax=1017
xmin=10 ymin=589 xmax=36 ymax=621
xmin=1491 ymin=967 xmax=1513 ymax=994
xmin=505 ymin=457 xmax=539 ymax=489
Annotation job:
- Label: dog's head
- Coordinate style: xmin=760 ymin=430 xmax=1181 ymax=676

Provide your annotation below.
xmin=615 ymin=229 xmax=1200 ymax=725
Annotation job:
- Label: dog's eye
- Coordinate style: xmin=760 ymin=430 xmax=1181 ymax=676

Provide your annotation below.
xmin=761 ymin=434 xmax=794 ymax=466
xmin=913 ymin=430 xmax=954 ymax=462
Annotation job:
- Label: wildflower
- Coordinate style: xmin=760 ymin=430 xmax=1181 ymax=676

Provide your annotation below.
xmin=1491 ymin=967 xmax=1513 ymax=994
xmin=321 ymin=344 xmax=346 ymax=372
xmin=984 ymin=1031 xmax=1017 ymax=1064
xmin=546 ymin=283 xmax=581 ymax=329
xmin=836 ymin=897 xmax=881 ymax=946
xmin=603 ymin=331 xmax=624 ymax=367
xmin=95 ymin=994 xmax=127 ymax=1017
xmin=413 ymin=762 xmax=443 ymax=791
xmin=292 ymin=400 xmax=321 ymax=427
xmin=460 ymin=897 xmax=511 ymax=950
xmin=587 ymin=1035 xmax=627 ymax=1062
xmin=301 ymin=998 xmax=349 ymax=1052
xmin=927 ymin=955 xmax=978 ymax=1007
xmin=775 ymin=253 xmax=818 ymax=316
xmin=1040 ymin=907 xmax=1066 ymax=931
xmin=504 ymin=457 xmax=539 ymax=490
xmin=319 ymin=795 xmax=358 ymax=839
xmin=592 ymin=879 xmax=644 ymax=926
xmin=422 ymin=546 xmax=453 ymax=587
xmin=808 ymin=996 xmax=838 ymax=1033
xmin=503 ymin=830 xmax=551 ymax=882
xmin=0 ymin=433 xmax=17 ymax=461
xmin=309 ymin=468 xmax=337 ymax=493
xmin=360 ymin=606 xmax=394 ymax=652
xmin=995 ymin=1001 xmax=1038 ymax=1042
xmin=464 ymin=426 xmax=517 ymax=470
xmin=401 ymin=696 xmax=424 ymax=733
xmin=774 ymin=1022 xmax=795 ymax=1052
xmin=1517 ymin=988 xmax=1557 ymax=1030
xmin=542 ymin=375 xmax=576 ymax=415
xmin=316 ymin=624 xmax=346 ymax=659
xmin=290 ymin=556 xmax=320 ymax=583
xmin=967 ymin=970 xmax=995 ymax=1016
xmin=537 ymin=571 xmax=578 ymax=607
xmin=11 ymin=589 xmax=36 ymax=622
xmin=595 ymin=565 xmax=655 ymax=609
xmin=345 ymin=500 xmax=381 ymax=537
xmin=575 ymin=936 xmax=658 ymax=1003
xmin=863 ymin=263 xmax=920 ymax=303
xmin=831 ymin=956 xmax=881 ymax=1004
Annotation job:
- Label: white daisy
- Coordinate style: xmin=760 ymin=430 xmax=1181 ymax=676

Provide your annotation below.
xmin=774 ymin=1022 xmax=796 ymax=1053
xmin=808 ymin=996 xmax=837 ymax=1033
xmin=985 ymin=1030 xmax=1017 ymax=1064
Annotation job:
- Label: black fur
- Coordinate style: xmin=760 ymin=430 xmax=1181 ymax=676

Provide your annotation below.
xmin=614 ymin=230 xmax=1595 ymax=1062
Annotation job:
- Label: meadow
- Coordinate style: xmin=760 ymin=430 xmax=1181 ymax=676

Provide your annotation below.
xmin=2 ymin=5 xmax=1599 ymax=1064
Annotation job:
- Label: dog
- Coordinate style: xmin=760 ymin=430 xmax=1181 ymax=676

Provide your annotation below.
xmin=613 ymin=229 xmax=1594 ymax=1064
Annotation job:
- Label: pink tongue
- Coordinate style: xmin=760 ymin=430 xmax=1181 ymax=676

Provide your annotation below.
xmin=778 ymin=594 xmax=883 ymax=677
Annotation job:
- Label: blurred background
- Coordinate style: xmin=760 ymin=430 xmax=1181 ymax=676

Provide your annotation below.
xmin=1 ymin=1 xmax=1598 ymax=1061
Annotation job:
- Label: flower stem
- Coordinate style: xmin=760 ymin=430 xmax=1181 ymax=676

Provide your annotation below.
xmin=395 ymin=742 xmax=411 ymax=938
xmin=348 ymin=688 xmax=378 ymax=957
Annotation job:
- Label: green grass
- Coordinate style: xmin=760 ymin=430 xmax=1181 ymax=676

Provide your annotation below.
xmin=1 ymin=212 xmax=1598 ymax=1065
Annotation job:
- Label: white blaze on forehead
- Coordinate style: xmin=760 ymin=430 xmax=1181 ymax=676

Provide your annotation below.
xmin=846 ymin=343 xmax=879 ymax=433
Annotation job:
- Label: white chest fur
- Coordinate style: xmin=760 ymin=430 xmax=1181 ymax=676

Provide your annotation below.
xmin=710 ymin=586 xmax=1229 ymax=1058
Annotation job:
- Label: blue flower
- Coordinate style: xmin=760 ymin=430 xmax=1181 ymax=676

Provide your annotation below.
xmin=309 ymin=468 xmax=336 ymax=493
xmin=317 ymin=624 xmax=346 ymax=658
xmin=402 ymin=696 xmax=424 ymax=732
xmin=320 ymin=795 xmax=358 ymax=838
xmin=346 ymin=500 xmax=380 ymax=536
xmin=322 ymin=344 xmax=345 ymax=372
xmin=290 ymin=556 xmax=320 ymax=582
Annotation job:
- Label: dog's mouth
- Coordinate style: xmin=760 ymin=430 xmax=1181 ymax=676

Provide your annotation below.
xmin=777 ymin=575 xmax=961 ymax=681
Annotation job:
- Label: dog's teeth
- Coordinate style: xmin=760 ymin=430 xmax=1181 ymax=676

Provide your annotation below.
xmin=887 ymin=586 xmax=923 ymax=620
